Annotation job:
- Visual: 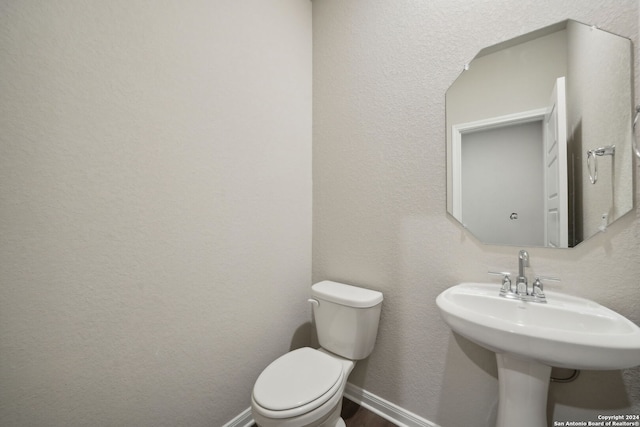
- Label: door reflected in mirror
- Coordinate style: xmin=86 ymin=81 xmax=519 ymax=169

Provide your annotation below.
xmin=446 ymin=19 xmax=634 ymax=248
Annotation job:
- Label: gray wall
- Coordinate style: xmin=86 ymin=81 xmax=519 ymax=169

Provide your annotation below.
xmin=313 ymin=0 xmax=640 ymax=425
xmin=0 ymin=2 xmax=312 ymax=426
xmin=566 ymin=20 xmax=635 ymax=238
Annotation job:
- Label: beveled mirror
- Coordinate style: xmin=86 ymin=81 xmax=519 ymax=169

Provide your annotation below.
xmin=446 ymin=19 xmax=634 ymax=248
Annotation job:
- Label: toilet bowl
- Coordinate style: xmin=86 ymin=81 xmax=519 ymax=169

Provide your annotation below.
xmin=250 ymin=281 xmax=383 ymax=427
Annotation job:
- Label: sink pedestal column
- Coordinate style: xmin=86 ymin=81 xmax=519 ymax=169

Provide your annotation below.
xmin=496 ymin=353 xmax=551 ymax=427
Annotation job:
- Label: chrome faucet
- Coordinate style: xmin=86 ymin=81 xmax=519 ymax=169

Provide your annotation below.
xmin=489 ymin=250 xmax=559 ymax=303
xmin=516 ymin=250 xmax=529 ymax=295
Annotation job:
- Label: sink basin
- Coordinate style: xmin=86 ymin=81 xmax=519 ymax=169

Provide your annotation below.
xmin=437 ymin=282 xmax=640 ymax=427
xmin=436 ymin=282 xmax=640 ymax=370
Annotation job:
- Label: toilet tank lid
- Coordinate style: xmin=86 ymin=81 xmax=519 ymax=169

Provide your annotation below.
xmin=311 ymin=281 xmax=383 ymax=308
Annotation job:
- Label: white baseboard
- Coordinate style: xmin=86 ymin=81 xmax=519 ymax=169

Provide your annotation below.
xmin=343 ymin=383 xmax=440 ymax=427
xmin=224 ymin=383 xmax=439 ymax=427
xmin=221 ymin=406 xmax=253 ymax=427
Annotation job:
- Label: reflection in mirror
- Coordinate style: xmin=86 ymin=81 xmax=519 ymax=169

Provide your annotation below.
xmin=446 ymin=20 xmax=634 ymax=248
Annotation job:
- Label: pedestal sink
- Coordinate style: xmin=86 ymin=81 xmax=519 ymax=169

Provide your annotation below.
xmin=436 ymin=282 xmax=640 ymax=427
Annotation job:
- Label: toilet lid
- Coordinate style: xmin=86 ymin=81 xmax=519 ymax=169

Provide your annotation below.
xmin=252 ymin=347 xmax=343 ymax=411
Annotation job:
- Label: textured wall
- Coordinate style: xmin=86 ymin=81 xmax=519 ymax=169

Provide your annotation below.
xmin=566 ymin=20 xmax=635 ymax=237
xmin=313 ymin=0 xmax=640 ymax=425
xmin=0 ymin=1 xmax=311 ymax=426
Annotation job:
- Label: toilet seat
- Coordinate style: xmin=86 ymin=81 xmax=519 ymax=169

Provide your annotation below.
xmin=252 ymin=347 xmax=344 ymax=419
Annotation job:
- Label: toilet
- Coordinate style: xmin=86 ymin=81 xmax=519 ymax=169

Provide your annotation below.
xmin=251 ymin=280 xmax=384 ymax=427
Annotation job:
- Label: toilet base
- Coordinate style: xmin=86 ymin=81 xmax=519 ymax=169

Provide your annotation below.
xmin=309 ymin=399 xmax=342 ymax=427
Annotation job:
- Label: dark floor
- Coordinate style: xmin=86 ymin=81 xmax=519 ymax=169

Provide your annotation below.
xmin=250 ymin=397 xmax=398 ymax=426
xmin=341 ymin=398 xmax=398 ymax=427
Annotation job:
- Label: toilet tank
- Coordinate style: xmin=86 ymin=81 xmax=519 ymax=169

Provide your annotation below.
xmin=311 ymin=281 xmax=383 ymax=360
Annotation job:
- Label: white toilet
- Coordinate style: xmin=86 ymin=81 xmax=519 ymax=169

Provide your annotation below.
xmin=251 ymin=280 xmax=383 ymax=427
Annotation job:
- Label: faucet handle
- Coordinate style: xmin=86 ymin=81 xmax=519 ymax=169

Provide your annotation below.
xmin=489 ymin=271 xmax=513 ymax=294
xmin=489 ymin=271 xmax=511 ymax=277
xmin=531 ymin=276 xmax=559 ymax=302
xmin=532 ymin=276 xmax=560 ymax=291
xmin=488 ymin=271 xmax=511 ymax=282
xmin=530 ymin=277 xmax=546 ymax=302
xmin=532 ymin=276 xmax=560 ymax=287
xmin=537 ymin=275 xmax=560 ymax=282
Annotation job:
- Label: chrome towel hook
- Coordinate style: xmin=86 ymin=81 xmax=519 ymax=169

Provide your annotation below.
xmin=587 ymin=145 xmax=615 ymax=184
